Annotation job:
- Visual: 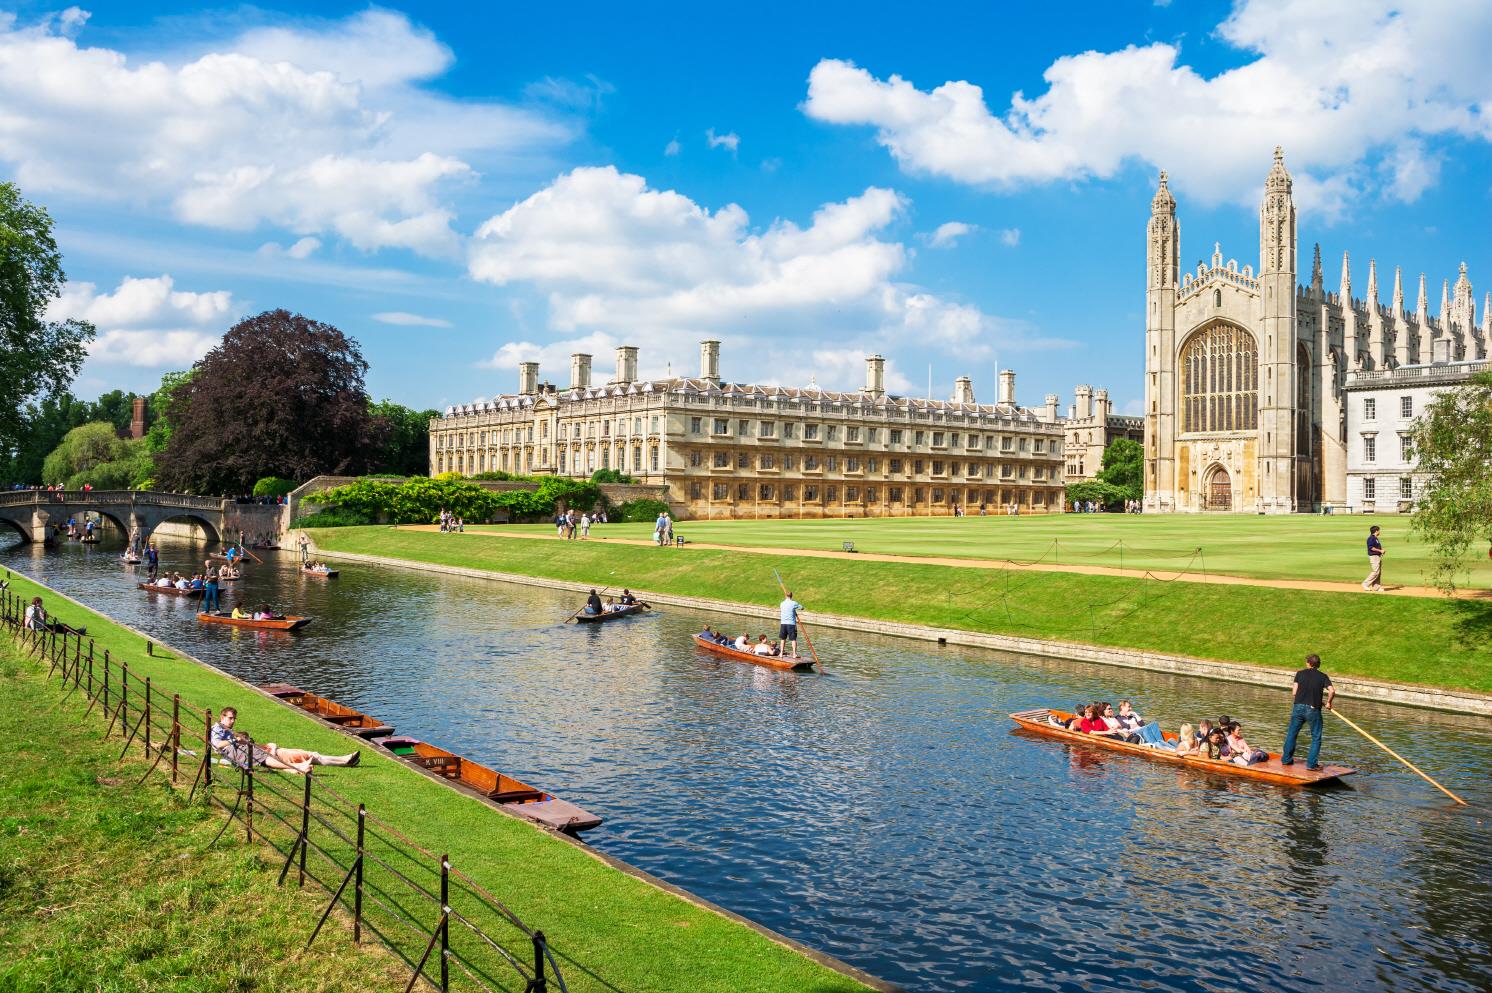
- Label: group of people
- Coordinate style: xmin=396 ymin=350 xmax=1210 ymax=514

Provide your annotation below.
xmin=653 ymin=511 xmax=675 ymax=545
xmin=557 ymin=509 xmax=606 ymax=539
xmin=698 ymin=626 xmax=792 ymax=658
xmin=437 ymin=509 xmax=466 ymax=532
xmin=209 ymin=707 xmax=359 ymax=774
xmin=1069 ymin=500 xmax=1142 ymax=514
xmin=580 ymin=588 xmax=640 ymax=615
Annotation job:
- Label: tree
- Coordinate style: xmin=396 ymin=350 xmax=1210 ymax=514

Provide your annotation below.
xmin=0 ymin=392 xmax=93 ymax=484
xmin=1096 ymin=437 xmax=1143 ymax=501
xmin=1411 ymin=371 xmax=1492 ymax=592
xmin=0 ymin=183 xmax=95 ymax=470
xmin=42 ymin=422 xmax=128 ymax=484
xmin=143 ymin=370 xmax=193 ymax=456
xmin=89 ymin=388 xmax=149 ymax=436
xmin=1065 ymin=479 xmax=1130 ymax=510
xmin=156 ymin=310 xmax=382 ymax=494
xmin=368 ymin=399 xmax=439 ymax=476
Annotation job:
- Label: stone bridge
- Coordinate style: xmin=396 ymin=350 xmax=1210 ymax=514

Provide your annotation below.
xmin=0 ymin=490 xmax=277 ymax=545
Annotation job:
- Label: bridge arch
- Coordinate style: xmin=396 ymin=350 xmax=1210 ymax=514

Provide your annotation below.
xmin=146 ymin=512 xmax=222 ymax=545
xmin=0 ymin=514 xmax=31 ymax=543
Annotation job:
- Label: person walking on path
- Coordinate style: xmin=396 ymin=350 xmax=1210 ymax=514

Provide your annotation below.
xmin=1281 ymin=653 xmax=1336 ymax=771
xmin=1363 ymin=526 xmax=1385 ymax=592
xmin=654 ymin=511 xmax=669 ymax=547
xmin=778 ymin=591 xmax=803 ymax=659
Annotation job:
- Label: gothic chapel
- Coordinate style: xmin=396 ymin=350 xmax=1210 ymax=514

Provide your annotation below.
xmin=1143 ymin=148 xmax=1489 ymax=513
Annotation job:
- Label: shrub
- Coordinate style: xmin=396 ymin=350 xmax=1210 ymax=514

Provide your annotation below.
xmin=589 ymin=469 xmax=635 ymax=484
xmin=295 ymin=507 xmax=374 ymax=528
xmin=616 ymin=497 xmax=669 ymax=522
xmin=252 ymin=476 xmax=298 ymax=498
xmin=308 ymin=475 xmax=606 ymax=524
xmin=1064 ymin=480 xmax=1131 ymax=510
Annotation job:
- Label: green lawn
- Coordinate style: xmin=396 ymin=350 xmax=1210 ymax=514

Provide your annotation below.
xmin=0 ymin=567 xmax=877 ymax=993
xmin=482 ymin=514 xmax=1489 ymax=588
xmin=312 ymin=527 xmax=1492 ymax=695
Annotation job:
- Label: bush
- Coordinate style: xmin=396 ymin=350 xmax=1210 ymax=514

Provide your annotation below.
xmin=295 ymin=507 xmax=374 ymax=528
xmin=589 ymin=469 xmax=635 ymax=484
xmin=615 ymin=498 xmax=669 ymax=522
xmin=1064 ymin=480 xmax=1131 ymax=510
xmin=252 ymin=476 xmax=298 ymax=498
xmin=308 ymin=475 xmax=607 ymax=524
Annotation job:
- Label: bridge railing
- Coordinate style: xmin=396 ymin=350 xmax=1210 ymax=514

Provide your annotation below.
xmin=0 ymin=490 xmax=225 ymax=511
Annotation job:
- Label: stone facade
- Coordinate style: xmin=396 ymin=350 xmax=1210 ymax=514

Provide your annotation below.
xmin=430 ymin=344 xmax=1066 ymax=519
xmin=1144 ymin=148 xmax=1489 ymax=513
xmin=1059 ymin=386 xmax=1143 ymax=482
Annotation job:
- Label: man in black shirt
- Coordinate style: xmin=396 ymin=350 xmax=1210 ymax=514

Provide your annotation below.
xmin=1362 ymin=526 xmax=1384 ymax=592
xmin=1281 ymin=653 xmax=1335 ymax=770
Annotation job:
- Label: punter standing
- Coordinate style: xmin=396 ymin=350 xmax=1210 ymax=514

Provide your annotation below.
xmin=1281 ymin=653 xmax=1335 ymax=771
xmin=1362 ymin=525 xmax=1384 ymax=592
xmin=779 ymin=591 xmax=803 ymax=659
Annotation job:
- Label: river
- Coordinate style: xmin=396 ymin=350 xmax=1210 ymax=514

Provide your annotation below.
xmin=4 ymin=532 xmax=1490 ymax=993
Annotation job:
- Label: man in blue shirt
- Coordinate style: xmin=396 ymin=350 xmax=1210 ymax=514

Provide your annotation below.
xmin=1363 ymin=526 xmax=1384 ymax=592
xmin=779 ymin=592 xmax=803 ymax=659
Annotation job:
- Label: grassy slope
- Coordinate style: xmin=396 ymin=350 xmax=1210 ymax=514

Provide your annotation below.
xmin=0 ymin=568 xmax=874 ymax=993
xmin=312 ymin=527 xmax=1492 ymax=694
xmin=481 ymin=514 xmax=1492 ymax=587
xmin=0 ymin=641 xmax=408 ymax=993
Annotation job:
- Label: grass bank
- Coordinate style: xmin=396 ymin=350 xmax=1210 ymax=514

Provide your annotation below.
xmin=0 ymin=567 xmax=880 ymax=993
xmin=310 ymin=527 xmax=1492 ymax=694
xmin=0 ymin=640 xmax=406 ymax=993
xmin=478 ymin=514 xmax=1492 ymax=588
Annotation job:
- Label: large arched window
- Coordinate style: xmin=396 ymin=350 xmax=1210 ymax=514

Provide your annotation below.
xmin=1181 ymin=322 xmax=1258 ymax=433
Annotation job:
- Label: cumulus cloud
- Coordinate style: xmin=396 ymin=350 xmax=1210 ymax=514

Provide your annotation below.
xmin=664 ymin=136 xmax=682 ymax=156
xmin=48 ymin=274 xmax=235 ymax=367
xmin=372 ymin=311 xmax=453 ymax=328
xmin=803 ymin=0 xmax=1492 ymax=213
xmin=0 ymin=9 xmax=570 ymax=255
xmin=705 ymin=128 xmax=740 ymax=153
xmin=926 ymin=221 xmax=974 ymax=248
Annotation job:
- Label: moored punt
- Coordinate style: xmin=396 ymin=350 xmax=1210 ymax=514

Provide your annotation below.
xmin=258 ymin=683 xmax=392 ymax=737
xmin=377 ymin=737 xmax=602 ymax=834
xmin=198 ymin=612 xmax=312 ymax=631
xmin=138 ymin=582 xmax=204 ymax=598
xmin=1009 ymin=708 xmax=1356 ymax=787
xmin=574 ymin=603 xmax=646 ymax=624
xmin=693 ymin=634 xmax=817 ymax=671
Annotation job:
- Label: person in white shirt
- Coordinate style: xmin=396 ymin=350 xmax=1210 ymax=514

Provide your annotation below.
xmin=174 ymin=575 xmax=190 ymax=590
xmin=733 ymin=633 xmax=750 ymax=651
xmin=778 ymin=592 xmax=803 ymax=659
xmin=752 ymin=635 xmax=774 ymax=656
xmin=23 ymin=596 xmax=46 ymax=631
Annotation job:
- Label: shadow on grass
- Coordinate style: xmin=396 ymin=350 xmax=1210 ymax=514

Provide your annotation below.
xmin=1449 ymin=598 xmax=1492 ymax=648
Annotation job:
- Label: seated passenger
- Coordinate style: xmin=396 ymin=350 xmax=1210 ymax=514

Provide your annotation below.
xmin=1173 ymin=723 xmax=1198 ymax=757
xmin=1101 ymin=703 xmax=1142 ymax=744
xmin=1195 ymin=719 xmax=1214 ymax=745
xmin=174 ymin=575 xmax=191 ymax=590
xmin=190 ymin=575 xmax=204 ymax=589
xmin=1226 ymin=722 xmax=1267 ymax=765
xmin=733 ymin=633 xmax=750 ymax=651
xmin=231 ymin=605 xmax=247 ymax=618
xmin=699 ymin=625 xmax=715 ymax=640
xmin=156 ymin=575 xmax=174 ymax=587
xmin=1079 ymin=705 xmax=1121 ymax=737
xmin=1116 ymin=701 xmax=1145 ymax=731
xmin=753 ymin=637 xmax=774 ymax=656
xmin=1198 ymin=729 xmax=1227 ymax=761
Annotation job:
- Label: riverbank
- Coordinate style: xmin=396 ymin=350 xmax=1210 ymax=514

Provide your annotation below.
xmin=305 ymin=526 xmax=1492 ymax=702
xmin=0 ymin=639 xmax=406 ymax=993
xmin=0 ymin=566 xmax=888 ymax=993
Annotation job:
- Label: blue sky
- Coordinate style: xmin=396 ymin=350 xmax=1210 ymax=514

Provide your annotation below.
xmin=8 ymin=1 xmax=1491 ymax=416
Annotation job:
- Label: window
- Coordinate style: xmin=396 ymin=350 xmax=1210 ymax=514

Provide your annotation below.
xmin=890 ymin=458 xmax=903 ymax=473
xmin=846 ymin=486 xmax=859 ymax=501
xmin=1180 ymin=322 xmax=1259 ymax=433
xmin=804 ymin=485 xmax=818 ymax=501
xmin=737 ymin=419 xmax=749 ymax=436
xmin=601 ymin=449 xmax=610 ymax=469
xmin=913 ymin=459 xmax=924 ymax=474
xmin=1001 ymin=465 xmax=1013 ymax=478
xmin=846 ymin=457 xmax=860 ymax=472
xmin=826 ymin=486 xmax=838 ymax=501
xmin=1033 ymin=467 xmax=1043 ymax=480
xmin=932 ymin=460 xmax=945 ymax=475
xmin=1400 ymin=396 xmax=1413 ymax=419
xmin=689 ymin=450 xmax=702 ymax=467
xmin=933 ymin=432 xmax=944 ymax=446
xmin=559 ymin=451 xmax=567 ymax=473
xmin=1363 ymin=477 xmax=1376 ymax=500
xmin=651 ymin=448 xmax=659 ymax=471
xmin=713 ymin=418 xmax=729 ymax=434
xmin=969 ymin=464 xmax=982 ymax=478
xmin=782 ymin=422 xmax=795 ymax=438
xmin=805 ymin=455 xmax=819 ymax=470
xmin=1001 ymin=436 xmax=1013 ymax=451
xmin=1364 ymin=398 xmax=1376 ymax=421
xmin=1400 ymin=477 xmax=1413 ymax=500
xmin=890 ymin=429 xmax=903 ymax=444
xmin=690 ymin=482 xmax=703 ymax=499
xmin=915 ymin=431 xmax=925 ymax=445
xmin=1018 ymin=465 xmax=1028 ymax=479
xmin=737 ymin=452 xmax=749 ymax=468
xmin=889 ymin=487 xmax=904 ymax=503
xmin=736 ymin=483 xmax=749 ymax=500
xmin=804 ymin=424 xmax=819 ymax=440
xmin=651 ymin=416 xmax=660 ymax=433
xmin=782 ymin=454 xmax=797 ymax=469
xmin=985 ymin=436 xmax=996 ymax=450
xmin=759 ymin=484 xmax=775 ymax=500
xmin=1364 ymin=436 xmax=1376 ymax=462
xmin=782 ymin=484 xmax=796 ymax=500
xmin=1019 ymin=438 xmax=1029 ymax=452
xmin=865 ymin=488 xmax=878 ymax=503
xmin=847 ymin=427 xmax=860 ymax=442
xmin=967 ymin=434 xmax=979 ymax=449
xmin=868 ymin=458 xmax=879 ymax=472
xmin=760 ymin=421 xmax=776 ymax=437
xmin=603 ymin=421 xmax=610 ymax=436
xmin=691 ymin=417 xmax=703 ymax=434
xmin=1400 ymin=435 xmax=1414 ymax=461
xmin=932 ymin=488 xmax=944 ymax=503
xmin=713 ymin=452 xmax=729 ymax=468
xmin=949 ymin=433 xmax=959 ymax=447
xmin=760 ymin=453 xmax=775 ymax=469
xmin=712 ymin=483 xmax=729 ymax=500
xmin=827 ymin=425 xmax=838 ymax=440
xmin=826 ymin=456 xmax=839 ymax=471
xmin=1033 ymin=440 xmax=1045 ymax=454
xmin=867 ymin=428 xmax=878 ymax=442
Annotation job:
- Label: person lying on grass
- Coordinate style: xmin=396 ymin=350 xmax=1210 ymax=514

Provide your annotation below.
xmin=209 ymin=707 xmax=360 ymax=773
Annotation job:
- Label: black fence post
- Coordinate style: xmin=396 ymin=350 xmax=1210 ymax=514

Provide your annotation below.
xmin=144 ymin=676 xmax=152 ymax=757
xmin=530 ymin=931 xmax=548 ymax=993
xmin=102 ymin=651 xmax=110 ymax=713
xmin=245 ymin=737 xmax=255 ymax=845
xmin=354 ymin=804 xmax=365 ymax=944
xmin=299 ymin=772 xmax=311 ymax=887
xmin=171 ymin=694 xmax=181 ymax=784
xmin=86 ymin=641 xmax=94 ymax=699
xmin=440 ymin=853 xmax=450 ymax=993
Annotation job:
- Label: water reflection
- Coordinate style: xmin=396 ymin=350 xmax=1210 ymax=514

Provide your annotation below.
xmin=4 ymin=532 xmax=1491 ymax=993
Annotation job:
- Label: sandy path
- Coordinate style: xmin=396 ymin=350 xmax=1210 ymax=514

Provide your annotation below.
xmin=398 ymin=526 xmax=1485 ymax=600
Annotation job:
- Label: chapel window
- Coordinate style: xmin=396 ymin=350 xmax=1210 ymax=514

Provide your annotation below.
xmin=1181 ymin=322 xmax=1258 ymax=433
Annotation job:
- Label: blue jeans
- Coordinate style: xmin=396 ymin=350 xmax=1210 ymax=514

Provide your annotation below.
xmin=204 ymin=584 xmax=220 ymax=613
xmin=1282 ymin=703 xmax=1324 ymax=767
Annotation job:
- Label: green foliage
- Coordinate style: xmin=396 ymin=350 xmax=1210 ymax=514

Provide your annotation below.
xmin=616 ymin=497 xmax=669 ymax=522
xmin=293 ymin=507 xmax=374 ymax=528
xmin=470 ymin=470 xmax=520 ymax=480
xmin=1411 ymin=371 xmax=1492 ymax=592
xmin=307 ymin=475 xmax=605 ymax=524
xmin=1096 ymin=438 xmax=1142 ymax=500
xmin=1065 ymin=479 xmax=1130 ymax=509
xmin=590 ymin=468 xmax=636 ymax=484
xmin=142 ymin=370 xmax=192 ymax=456
xmin=369 ymin=398 xmax=440 ymax=476
xmin=251 ymin=476 xmax=298 ymax=498
xmin=41 ymin=422 xmax=129 ymax=486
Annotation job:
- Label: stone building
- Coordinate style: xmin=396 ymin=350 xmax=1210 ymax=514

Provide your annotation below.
xmin=1144 ymin=147 xmax=1489 ymax=512
xmin=429 ymin=342 xmax=1066 ymax=519
xmin=1059 ymin=386 xmax=1143 ymax=482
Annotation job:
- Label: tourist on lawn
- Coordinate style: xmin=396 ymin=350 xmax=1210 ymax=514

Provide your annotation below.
xmin=581 ymin=513 xmax=591 ymax=538
xmin=654 ymin=511 xmax=668 ymax=546
xmin=778 ymin=590 xmax=803 ymax=658
xmin=23 ymin=596 xmax=46 ymax=631
xmin=1281 ymin=653 xmax=1335 ymax=771
xmin=1363 ymin=526 xmax=1385 ymax=592
xmin=210 ymin=707 xmax=359 ymax=773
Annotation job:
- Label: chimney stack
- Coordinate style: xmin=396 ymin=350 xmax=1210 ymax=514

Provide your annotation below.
xmin=1094 ymin=388 xmax=1110 ymax=421
xmin=570 ymin=353 xmax=592 ymax=390
xmin=998 ymin=369 xmax=1016 ymax=406
xmin=1075 ymin=384 xmax=1093 ymax=419
xmin=1043 ymin=393 xmax=1060 ymax=423
xmin=863 ymin=354 xmax=886 ymax=398
xmin=518 ymin=362 xmax=540 ymax=396
xmin=129 ymin=396 xmax=147 ymax=439
xmin=700 ymin=340 xmax=721 ymax=382
xmin=952 ymin=376 xmax=975 ymax=405
xmin=614 ymin=345 xmax=638 ymax=385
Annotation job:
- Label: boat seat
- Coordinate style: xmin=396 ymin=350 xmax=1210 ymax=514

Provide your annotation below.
xmin=492 ymin=788 xmax=547 ymax=804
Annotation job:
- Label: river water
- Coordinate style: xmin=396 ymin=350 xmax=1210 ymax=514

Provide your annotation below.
xmin=4 ymin=533 xmax=1491 ymax=993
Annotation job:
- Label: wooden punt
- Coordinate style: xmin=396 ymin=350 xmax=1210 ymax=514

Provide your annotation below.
xmin=138 ymin=582 xmax=203 ymax=598
xmin=1009 ymin=708 xmax=1356 ymax=787
xmin=302 ymin=567 xmax=340 ymax=578
xmin=574 ymin=603 xmax=646 ymax=624
xmin=217 ymin=570 xmax=240 ymax=582
xmin=377 ymin=736 xmax=602 ymax=834
xmin=259 ymin=683 xmax=393 ymax=737
xmin=121 ymin=555 xmax=142 ymax=565
xmin=693 ymin=634 xmax=817 ymax=671
xmin=198 ymin=612 xmax=312 ymax=631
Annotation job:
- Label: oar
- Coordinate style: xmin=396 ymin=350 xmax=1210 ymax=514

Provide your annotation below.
xmin=1333 ymin=708 xmax=1468 ymax=806
xmin=771 ymin=568 xmax=822 ymax=671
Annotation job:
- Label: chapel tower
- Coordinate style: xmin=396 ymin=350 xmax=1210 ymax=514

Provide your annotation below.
xmin=1256 ymin=146 xmax=1300 ymax=511
xmin=1142 ymin=171 xmax=1179 ymax=511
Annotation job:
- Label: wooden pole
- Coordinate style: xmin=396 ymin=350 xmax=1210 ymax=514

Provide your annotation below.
xmin=1333 ymin=709 xmax=1469 ymax=806
xmin=771 ymin=569 xmax=822 ymax=671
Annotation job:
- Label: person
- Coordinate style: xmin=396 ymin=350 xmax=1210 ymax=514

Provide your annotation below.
xmin=23 ymin=596 xmax=46 ymax=631
xmin=231 ymin=604 xmax=248 ymax=619
xmin=604 ymin=595 xmax=619 ymax=611
xmin=210 ymin=708 xmax=360 ymax=773
xmin=580 ymin=513 xmax=591 ymax=539
xmin=733 ymin=632 xmax=750 ymax=651
xmin=1281 ymin=653 xmax=1335 ymax=770
xmin=778 ymin=590 xmax=803 ymax=659
xmin=555 ymin=513 xmax=566 ymax=537
xmin=175 ymin=573 xmax=191 ymax=591
xmin=1363 ymin=525 xmax=1385 ymax=592
xmin=619 ymin=589 xmax=637 ymax=605
xmin=583 ymin=588 xmax=603 ymax=616
xmin=203 ymin=564 xmax=221 ymax=614
xmin=1116 ymin=700 xmax=1166 ymax=745
xmin=146 ymin=543 xmax=159 ymax=581
xmin=1198 ymin=728 xmax=1227 ymax=761
xmin=753 ymin=634 xmax=774 ymax=656
xmin=664 ymin=514 xmax=674 ymax=545
xmin=699 ymin=625 xmax=715 ymax=640
xmin=654 ymin=511 xmax=668 ymax=546
xmin=1078 ymin=704 xmax=1121 ymax=738
xmin=1226 ymin=722 xmax=1267 ymax=765
xmin=190 ymin=573 xmax=205 ymax=590
xmin=1173 ymin=723 xmax=1198 ymax=756
xmin=1100 ymin=702 xmax=1142 ymax=743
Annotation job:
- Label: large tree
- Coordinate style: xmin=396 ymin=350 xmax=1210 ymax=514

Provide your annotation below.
xmin=1097 ymin=437 xmax=1143 ymax=501
xmin=157 ymin=310 xmax=382 ymax=494
xmin=0 ymin=183 xmax=95 ymax=472
xmin=368 ymin=398 xmax=440 ymax=476
xmin=1411 ymin=370 xmax=1492 ymax=592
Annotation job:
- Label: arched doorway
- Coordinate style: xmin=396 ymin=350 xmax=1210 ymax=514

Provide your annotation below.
xmin=1204 ymin=465 xmax=1233 ymax=511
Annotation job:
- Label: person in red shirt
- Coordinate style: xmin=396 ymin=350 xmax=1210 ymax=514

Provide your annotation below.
xmin=1078 ymin=704 xmax=1124 ymax=738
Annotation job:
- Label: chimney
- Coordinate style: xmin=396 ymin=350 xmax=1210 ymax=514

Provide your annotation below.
xmin=570 ymin=353 xmax=592 ymax=390
xmin=952 ymin=376 xmax=975 ymax=405
xmin=1043 ymin=393 xmax=1060 ymax=423
xmin=700 ymin=340 xmax=721 ymax=382
xmin=1094 ymin=388 xmax=1110 ymax=421
xmin=1075 ymin=384 xmax=1093 ymax=419
xmin=518 ymin=362 xmax=539 ymax=396
xmin=863 ymin=354 xmax=886 ymax=398
xmin=129 ymin=396 xmax=147 ymax=439
xmin=614 ymin=345 xmax=638 ymax=385
xmin=998 ymin=369 xmax=1016 ymax=406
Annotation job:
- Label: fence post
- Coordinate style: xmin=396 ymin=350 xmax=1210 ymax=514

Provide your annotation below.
xmin=144 ymin=677 xmax=152 ymax=757
xmin=73 ymin=632 xmax=81 ymax=685
xmin=298 ymin=772 xmax=311 ymax=887
xmin=530 ymin=931 xmax=548 ymax=993
xmin=120 ymin=662 xmax=129 ymax=731
xmin=354 ymin=804 xmax=365 ymax=944
xmin=440 ymin=853 xmax=451 ymax=993
xmin=171 ymin=694 xmax=181 ymax=784
xmin=86 ymin=641 xmax=94 ymax=699
xmin=245 ymin=738 xmax=255 ymax=844
xmin=102 ymin=651 xmax=110 ymax=713
xmin=204 ymin=709 xmax=213 ymax=790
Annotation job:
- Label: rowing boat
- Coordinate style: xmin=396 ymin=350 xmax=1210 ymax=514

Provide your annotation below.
xmin=259 ymin=683 xmax=392 ymax=737
xmin=198 ymin=612 xmax=311 ymax=631
xmin=138 ymin=582 xmax=203 ymax=598
xmin=1009 ymin=708 xmax=1356 ymax=787
xmin=574 ymin=603 xmax=646 ymax=623
xmin=301 ymin=567 xmax=339 ymax=578
xmin=376 ymin=736 xmax=602 ymax=834
xmin=692 ymin=634 xmax=816 ymax=671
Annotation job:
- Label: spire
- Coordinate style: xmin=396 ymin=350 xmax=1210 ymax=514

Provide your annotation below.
xmin=1483 ymin=292 xmax=1491 ymax=337
xmin=1366 ymin=259 xmax=1378 ymax=308
xmin=1441 ymin=278 xmax=1451 ymax=320
xmin=1416 ymin=273 xmax=1428 ymax=321
xmin=1339 ymin=251 xmax=1351 ymax=301
xmin=1265 ymin=145 xmax=1292 ymax=194
xmin=1391 ymin=265 xmax=1404 ymax=314
xmin=1151 ymin=169 xmax=1175 ymax=214
xmin=1310 ymin=243 xmax=1323 ymax=292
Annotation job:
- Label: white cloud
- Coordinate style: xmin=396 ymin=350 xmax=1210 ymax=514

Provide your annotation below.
xmin=48 ymin=274 xmax=234 ymax=367
xmin=372 ymin=311 xmax=453 ymax=328
xmin=705 ymin=128 xmax=740 ymax=153
xmin=0 ymin=9 xmax=571 ymax=255
xmin=999 ymin=227 xmax=1021 ymax=247
xmin=258 ymin=236 xmax=322 ymax=259
xmin=522 ymin=74 xmax=615 ymax=110
xmin=803 ymin=1 xmax=1492 ymax=214
xmin=664 ymin=137 xmax=681 ymax=156
xmin=927 ymin=221 xmax=974 ymax=248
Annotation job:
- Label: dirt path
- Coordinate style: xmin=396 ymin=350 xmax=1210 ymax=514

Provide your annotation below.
xmin=401 ymin=526 xmax=1486 ymax=600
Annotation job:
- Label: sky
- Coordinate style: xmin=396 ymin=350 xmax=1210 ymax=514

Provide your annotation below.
xmin=7 ymin=1 xmax=1492 ymax=417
